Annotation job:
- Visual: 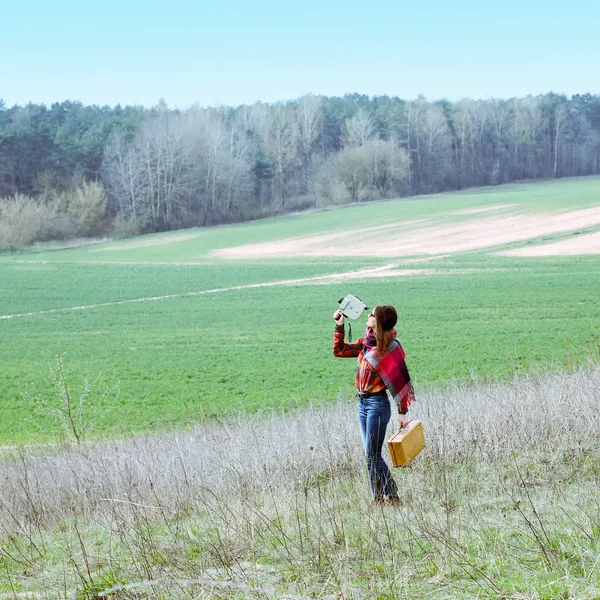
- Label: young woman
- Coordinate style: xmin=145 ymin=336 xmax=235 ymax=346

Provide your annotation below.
xmin=333 ymin=305 xmax=415 ymax=505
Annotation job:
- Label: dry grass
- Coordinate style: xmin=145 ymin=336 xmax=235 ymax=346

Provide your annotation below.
xmin=2 ymin=367 xmax=600 ymax=598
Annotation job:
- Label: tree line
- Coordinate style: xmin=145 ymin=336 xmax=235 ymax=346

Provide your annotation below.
xmin=1 ymin=92 xmax=599 ymax=248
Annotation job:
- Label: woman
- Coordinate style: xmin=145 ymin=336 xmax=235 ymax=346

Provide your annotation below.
xmin=333 ymin=305 xmax=415 ymax=506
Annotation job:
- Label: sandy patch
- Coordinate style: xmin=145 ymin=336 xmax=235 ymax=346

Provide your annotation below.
xmin=454 ymin=204 xmax=516 ymax=215
xmin=497 ymin=231 xmax=600 ymax=256
xmin=219 ymin=219 xmax=429 ymax=260
xmin=213 ymin=207 xmax=600 ymax=259
xmin=94 ymin=232 xmax=202 ymax=252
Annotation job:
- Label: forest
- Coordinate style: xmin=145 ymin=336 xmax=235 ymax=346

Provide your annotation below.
xmin=1 ymin=92 xmax=599 ymax=248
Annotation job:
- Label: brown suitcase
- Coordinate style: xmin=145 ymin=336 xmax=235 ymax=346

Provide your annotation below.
xmin=387 ymin=420 xmax=426 ymax=467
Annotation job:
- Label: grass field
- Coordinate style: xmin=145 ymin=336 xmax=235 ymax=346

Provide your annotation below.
xmin=1 ymin=177 xmax=600 ymax=598
xmin=1 ymin=177 xmax=599 ymax=444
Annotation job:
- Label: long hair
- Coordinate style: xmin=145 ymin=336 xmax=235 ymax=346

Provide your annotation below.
xmin=374 ymin=305 xmax=398 ymax=355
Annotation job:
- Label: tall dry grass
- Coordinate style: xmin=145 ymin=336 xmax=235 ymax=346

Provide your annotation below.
xmin=1 ymin=366 xmax=600 ymax=598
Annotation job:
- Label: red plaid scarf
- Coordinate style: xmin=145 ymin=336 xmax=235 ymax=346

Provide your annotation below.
xmin=363 ymin=328 xmax=415 ymax=412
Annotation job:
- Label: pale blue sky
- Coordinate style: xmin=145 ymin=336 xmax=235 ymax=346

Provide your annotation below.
xmin=2 ymin=0 xmax=598 ymax=108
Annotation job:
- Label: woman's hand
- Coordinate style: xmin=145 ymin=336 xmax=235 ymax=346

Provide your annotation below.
xmin=333 ymin=310 xmax=345 ymax=325
xmin=399 ymin=414 xmax=410 ymax=429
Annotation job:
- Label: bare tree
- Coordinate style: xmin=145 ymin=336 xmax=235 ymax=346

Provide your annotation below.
xmin=487 ymin=99 xmax=511 ymax=184
xmin=454 ymin=99 xmax=490 ymax=186
xmin=510 ymin=96 xmax=543 ymax=179
xmin=225 ymin=118 xmax=254 ymax=220
xmin=185 ymin=108 xmax=254 ymax=224
xmin=147 ymin=113 xmax=195 ymax=227
xmin=274 ymin=103 xmax=299 ymax=206
xmin=406 ymin=97 xmax=426 ymax=191
xmin=553 ymin=103 xmax=568 ymax=177
xmin=343 ymin=108 xmax=378 ymax=148
xmin=191 ymin=108 xmax=228 ymax=224
xmin=242 ymin=102 xmax=288 ymax=213
xmin=454 ymin=99 xmax=475 ymax=186
xmin=296 ymin=94 xmax=323 ymax=193
xmin=103 ymin=132 xmax=146 ymax=228
xmin=90 ymin=92 xmax=600 ymax=234
xmin=407 ymin=98 xmax=453 ymax=191
xmin=367 ymin=140 xmax=410 ymax=197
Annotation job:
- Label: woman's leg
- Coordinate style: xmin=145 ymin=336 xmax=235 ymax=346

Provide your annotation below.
xmin=357 ymin=398 xmax=376 ymax=496
xmin=363 ymin=396 xmax=398 ymax=498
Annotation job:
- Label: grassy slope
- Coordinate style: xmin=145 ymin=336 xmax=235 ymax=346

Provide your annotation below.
xmin=2 ymin=368 xmax=600 ymax=599
xmin=0 ymin=177 xmax=599 ymax=443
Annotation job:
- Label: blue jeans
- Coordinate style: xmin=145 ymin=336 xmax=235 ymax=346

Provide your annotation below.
xmin=358 ymin=393 xmax=398 ymax=498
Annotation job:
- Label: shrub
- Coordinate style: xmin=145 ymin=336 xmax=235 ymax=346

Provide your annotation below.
xmin=65 ymin=181 xmax=109 ymax=237
xmin=315 ymin=141 xmax=410 ymax=206
xmin=111 ymin=214 xmax=146 ymax=239
xmin=0 ymin=194 xmax=49 ymax=251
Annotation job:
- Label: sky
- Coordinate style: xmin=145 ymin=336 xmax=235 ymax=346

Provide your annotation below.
xmin=2 ymin=0 xmax=599 ymax=109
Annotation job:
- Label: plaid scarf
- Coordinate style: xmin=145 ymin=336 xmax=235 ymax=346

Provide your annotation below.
xmin=363 ymin=327 xmax=415 ymax=411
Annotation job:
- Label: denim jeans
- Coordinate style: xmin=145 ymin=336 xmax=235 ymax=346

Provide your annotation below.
xmin=358 ymin=393 xmax=398 ymax=499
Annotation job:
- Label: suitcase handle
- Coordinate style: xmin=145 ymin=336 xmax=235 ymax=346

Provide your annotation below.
xmin=397 ymin=419 xmax=412 ymax=433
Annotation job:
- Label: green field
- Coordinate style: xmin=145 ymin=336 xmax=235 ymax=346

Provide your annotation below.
xmin=1 ymin=177 xmax=599 ymax=444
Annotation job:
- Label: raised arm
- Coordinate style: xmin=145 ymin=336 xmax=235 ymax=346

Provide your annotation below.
xmin=332 ymin=311 xmax=363 ymax=357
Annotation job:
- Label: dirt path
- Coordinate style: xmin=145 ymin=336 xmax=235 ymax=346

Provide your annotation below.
xmin=0 ymin=262 xmax=460 ymax=321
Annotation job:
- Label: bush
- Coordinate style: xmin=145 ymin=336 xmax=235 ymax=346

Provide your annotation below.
xmin=111 ymin=214 xmax=146 ymax=239
xmin=315 ymin=141 xmax=410 ymax=206
xmin=329 ymin=181 xmax=352 ymax=205
xmin=65 ymin=181 xmax=109 ymax=237
xmin=284 ymin=194 xmax=318 ymax=213
xmin=0 ymin=194 xmax=50 ymax=251
xmin=0 ymin=183 xmax=112 ymax=252
xmin=314 ymin=162 xmax=351 ymax=207
xmin=34 ymin=194 xmax=76 ymax=241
